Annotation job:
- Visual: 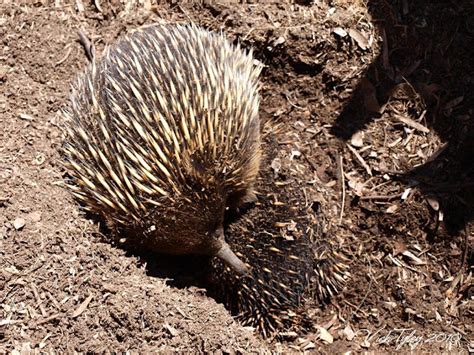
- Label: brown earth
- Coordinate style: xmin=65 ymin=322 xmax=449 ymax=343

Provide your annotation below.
xmin=0 ymin=0 xmax=472 ymax=353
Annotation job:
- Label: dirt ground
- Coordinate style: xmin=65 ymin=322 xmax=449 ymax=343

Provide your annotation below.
xmin=1 ymin=0 xmax=472 ymax=353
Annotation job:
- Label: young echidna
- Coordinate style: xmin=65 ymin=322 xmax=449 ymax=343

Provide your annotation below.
xmin=62 ymin=23 xmax=348 ymax=336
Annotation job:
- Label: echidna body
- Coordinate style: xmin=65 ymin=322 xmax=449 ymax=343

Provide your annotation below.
xmin=62 ymin=23 xmax=348 ymax=336
xmin=63 ymin=24 xmax=261 ymax=274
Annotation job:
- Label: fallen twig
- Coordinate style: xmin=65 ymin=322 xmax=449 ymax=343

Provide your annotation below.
xmin=338 ymin=155 xmax=345 ymax=224
xmin=346 ymin=143 xmax=372 ymax=176
xmin=78 ymin=28 xmax=95 ymax=62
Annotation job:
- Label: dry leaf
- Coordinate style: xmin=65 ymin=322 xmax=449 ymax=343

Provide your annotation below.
xmin=71 ymin=294 xmax=93 ymax=318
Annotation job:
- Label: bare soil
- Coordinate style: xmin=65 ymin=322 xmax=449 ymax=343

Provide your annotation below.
xmin=1 ymin=1 xmax=472 ymax=353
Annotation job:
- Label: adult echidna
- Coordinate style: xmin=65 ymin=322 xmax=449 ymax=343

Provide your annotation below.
xmin=63 ymin=24 xmax=261 ymax=275
xmin=62 ymin=23 xmax=348 ymax=336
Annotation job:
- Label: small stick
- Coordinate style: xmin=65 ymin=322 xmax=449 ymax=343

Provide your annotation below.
xmin=395 ymin=115 xmax=430 ymax=134
xmin=360 ymin=193 xmax=402 ymax=201
xmin=338 ymin=155 xmax=345 ymax=225
xmin=458 ymin=225 xmax=469 ymax=273
xmin=29 ymin=313 xmax=61 ymax=327
xmin=78 ymin=28 xmax=95 ymax=62
xmin=31 ymin=283 xmax=47 ymax=317
xmin=346 ymin=143 xmax=372 ymax=176
xmin=55 ymin=45 xmax=72 ymax=66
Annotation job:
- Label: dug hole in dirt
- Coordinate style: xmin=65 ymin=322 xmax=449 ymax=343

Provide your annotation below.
xmin=0 ymin=1 xmax=472 ymax=353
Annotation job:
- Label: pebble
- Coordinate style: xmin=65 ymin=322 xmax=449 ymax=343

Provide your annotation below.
xmin=13 ymin=217 xmax=26 ymax=230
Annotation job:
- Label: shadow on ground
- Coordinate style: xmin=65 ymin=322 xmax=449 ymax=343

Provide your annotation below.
xmin=331 ymin=0 xmax=474 ymax=240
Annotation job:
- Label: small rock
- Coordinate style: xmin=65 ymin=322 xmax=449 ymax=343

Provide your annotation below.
xmin=13 ymin=218 xmax=26 ymax=230
xmin=350 ymin=131 xmax=364 ymax=147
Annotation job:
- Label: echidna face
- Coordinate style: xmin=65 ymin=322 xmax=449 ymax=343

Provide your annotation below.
xmin=133 ymin=182 xmax=223 ymax=251
xmin=141 ymin=182 xmax=248 ymax=275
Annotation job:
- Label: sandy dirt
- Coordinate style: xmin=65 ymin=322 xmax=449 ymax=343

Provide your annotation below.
xmin=1 ymin=1 xmax=472 ymax=353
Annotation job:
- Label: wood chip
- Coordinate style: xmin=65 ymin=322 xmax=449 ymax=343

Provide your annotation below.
xmin=402 ymin=250 xmax=425 ymax=265
xmin=386 ymin=204 xmax=398 ymax=214
xmin=30 ymin=313 xmax=61 ymax=327
xmin=0 ymin=65 xmax=10 ymax=80
xmin=93 ymin=0 xmax=102 ymax=12
xmin=19 ymin=113 xmax=34 ymax=121
xmin=346 ymin=143 xmax=372 ymax=176
xmin=273 ymin=36 xmax=285 ymax=46
xmin=426 ymin=196 xmax=439 ymax=211
xmin=401 ymin=188 xmax=412 ymax=200
xmin=163 ymin=323 xmax=179 ymax=337
xmin=317 ymin=326 xmax=334 ymax=344
xmin=75 ymin=0 xmax=84 ymax=12
xmin=78 ymin=28 xmax=95 ymax=62
xmin=395 ymin=115 xmax=430 ymax=133
xmin=348 ymin=28 xmax=369 ymax=50
xmin=0 ymin=318 xmax=22 ymax=326
xmin=29 ymin=211 xmax=42 ymax=223
xmin=342 ymin=324 xmax=355 ymax=341
xmin=333 ymin=27 xmax=347 ymax=37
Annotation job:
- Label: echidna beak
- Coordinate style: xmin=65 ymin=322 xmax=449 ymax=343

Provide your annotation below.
xmin=216 ymin=241 xmax=249 ymax=276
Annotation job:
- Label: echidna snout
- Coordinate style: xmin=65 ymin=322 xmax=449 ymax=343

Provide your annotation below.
xmin=214 ymin=227 xmax=249 ymax=275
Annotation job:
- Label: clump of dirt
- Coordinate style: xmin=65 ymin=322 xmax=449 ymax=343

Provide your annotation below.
xmin=1 ymin=1 xmax=472 ymax=353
